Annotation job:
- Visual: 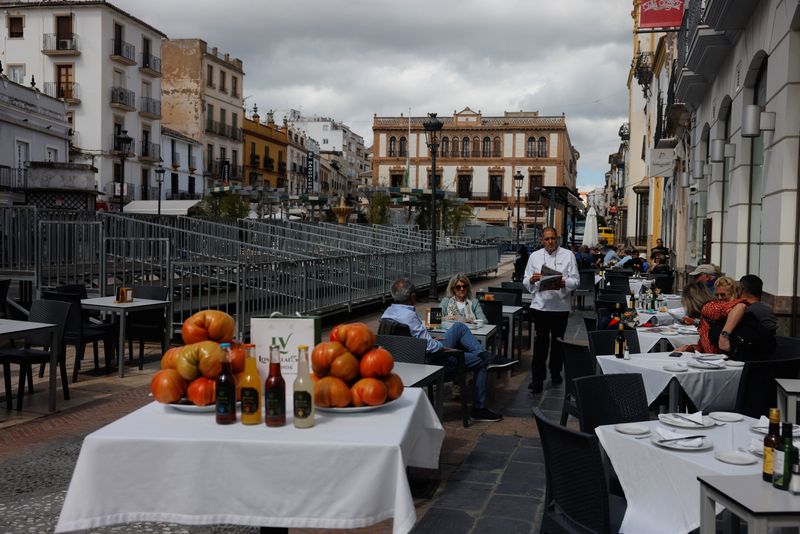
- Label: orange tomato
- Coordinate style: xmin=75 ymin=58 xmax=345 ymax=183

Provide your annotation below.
xmin=335 ymin=322 xmax=376 ymax=356
xmin=311 ymin=341 xmax=351 ymax=377
xmin=329 ymin=353 xmax=360 ymax=382
xmin=382 ymin=373 xmax=404 ymax=401
xmin=160 ymin=346 xmax=183 ymax=370
xmin=314 ymin=376 xmax=352 ymax=407
xmin=359 ymin=347 xmax=394 ymax=378
xmin=187 ymin=376 xmax=215 ymax=406
xmin=151 ymin=369 xmax=188 ymax=404
xmin=182 ymin=310 xmax=235 ymax=345
xmin=351 ymin=378 xmax=387 ymax=407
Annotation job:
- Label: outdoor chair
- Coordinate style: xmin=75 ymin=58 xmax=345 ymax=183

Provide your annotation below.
xmin=533 ymin=407 xmax=625 ymax=534
xmin=487 ymin=287 xmax=523 ymax=306
xmin=0 ymin=299 xmax=71 ymax=410
xmin=41 ymin=291 xmax=115 ymax=382
xmin=734 ymin=358 xmax=800 ymax=418
xmin=598 ymin=288 xmax=627 ymax=296
xmin=0 ymin=278 xmax=10 ymax=319
xmin=648 ymin=272 xmax=674 ymax=294
xmin=582 ymin=316 xmax=597 ymax=335
xmin=603 ymin=275 xmax=631 ymax=293
xmin=126 ymin=285 xmax=170 ymax=369
xmin=478 ymin=299 xmax=509 ymax=357
xmin=574 ymin=270 xmax=596 ymax=310
xmin=500 ymin=281 xmax=526 ymax=292
xmin=377 ymin=318 xmax=412 ymax=336
xmin=587 ymin=330 xmax=641 ymax=358
xmin=572 ymin=373 xmax=650 ymax=433
xmin=558 ymin=338 xmax=596 ymax=425
xmin=771 ymin=336 xmax=800 ymax=360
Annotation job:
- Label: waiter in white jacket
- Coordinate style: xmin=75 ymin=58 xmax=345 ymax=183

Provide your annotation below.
xmin=523 ymin=226 xmax=579 ymax=393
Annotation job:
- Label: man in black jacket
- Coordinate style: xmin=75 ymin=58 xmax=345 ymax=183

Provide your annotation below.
xmin=718 ymin=275 xmax=777 ymax=360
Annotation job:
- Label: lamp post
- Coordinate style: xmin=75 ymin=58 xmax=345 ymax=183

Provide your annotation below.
xmin=423 ymin=112 xmax=443 ymax=301
xmin=514 ymin=170 xmax=524 ymax=246
xmin=115 ymin=130 xmax=133 ymax=213
xmin=154 ymin=159 xmax=165 ymax=216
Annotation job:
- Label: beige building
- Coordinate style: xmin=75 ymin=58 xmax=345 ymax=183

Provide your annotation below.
xmin=161 ymin=39 xmax=244 ymax=190
xmin=372 ymin=108 xmax=580 ymax=235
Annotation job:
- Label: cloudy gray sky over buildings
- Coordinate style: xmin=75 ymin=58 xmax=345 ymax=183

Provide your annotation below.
xmin=117 ymin=0 xmax=633 ymax=190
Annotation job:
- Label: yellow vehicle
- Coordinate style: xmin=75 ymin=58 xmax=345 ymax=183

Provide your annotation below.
xmin=598 ymin=227 xmax=615 ymax=246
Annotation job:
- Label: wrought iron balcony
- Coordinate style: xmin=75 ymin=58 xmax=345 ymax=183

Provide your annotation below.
xmin=170 ymin=152 xmax=181 ymax=168
xmin=138 ymin=96 xmax=161 ymax=119
xmin=0 ymin=166 xmax=27 ymax=190
xmin=42 ymin=33 xmax=79 ymax=55
xmin=110 ymin=87 xmax=136 ymax=110
xmin=110 ymin=134 xmax=136 ymax=156
xmin=139 ymin=52 xmax=162 ymax=76
xmin=188 ymin=155 xmax=197 ymax=171
xmin=139 ymin=141 xmax=160 ymax=161
xmin=43 ymin=81 xmax=80 ymax=103
xmin=110 ymin=38 xmax=136 ymax=65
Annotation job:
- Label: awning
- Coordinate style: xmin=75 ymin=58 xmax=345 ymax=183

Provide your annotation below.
xmin=476 ymin=209 xmax=510 ymax=222
xmin=123 ymin=200 xmax=202 ymax=215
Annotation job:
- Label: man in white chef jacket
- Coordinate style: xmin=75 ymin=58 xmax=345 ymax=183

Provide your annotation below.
xmin=523 ymin=227 xmax=579 ymax=393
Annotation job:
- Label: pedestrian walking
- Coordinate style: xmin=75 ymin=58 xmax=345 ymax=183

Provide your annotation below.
xmin=522 ymin=226 xmax=579 ymax=393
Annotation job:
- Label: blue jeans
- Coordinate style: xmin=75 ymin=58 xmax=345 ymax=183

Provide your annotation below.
xmin=430 ymin=322 xmax=489 ymax=408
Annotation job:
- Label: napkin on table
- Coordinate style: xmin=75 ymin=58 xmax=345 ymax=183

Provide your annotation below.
xmin=654 ymin=427 xmax=703 ymax=447
xmin=755 ymin=416 xmax=800 ymax=436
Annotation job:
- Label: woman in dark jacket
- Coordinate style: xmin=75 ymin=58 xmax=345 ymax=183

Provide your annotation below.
xmin=513 ymin=245 xmax=529 ymax=282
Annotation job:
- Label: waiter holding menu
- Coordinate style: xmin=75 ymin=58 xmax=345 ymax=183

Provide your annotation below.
xmin=523 ymin=226 xmax=579 ymax=393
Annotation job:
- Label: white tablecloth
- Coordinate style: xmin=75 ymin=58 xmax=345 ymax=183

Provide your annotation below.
xmin=636 ymin=308 xmax=676 ymax=326
xmin=629 ymin=278 xmax=653 ymax=294
xmin=56 ymin=388 xmax=444 ymax=534
xmin=596 ymin=417 xmax=761 ymax=533
xmin=597 ymin=352 xmax=742 ymax=412
xmin=636 ymin=326 xmax=700 ymax=354
xmin=660 ymin=295 xmax=683 ymax=309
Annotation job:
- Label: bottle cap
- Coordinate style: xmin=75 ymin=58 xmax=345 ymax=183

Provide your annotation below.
xmin=297 ymin=344 xmax=308 ymax=350
xmin=242 ymin=343 xmax=256 ymax=348
xmin=220 ymin=343 xmax=231 ymax=348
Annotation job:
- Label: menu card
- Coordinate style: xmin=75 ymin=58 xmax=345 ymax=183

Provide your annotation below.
xmin=539 ymin=265 xmax=563 ymax=291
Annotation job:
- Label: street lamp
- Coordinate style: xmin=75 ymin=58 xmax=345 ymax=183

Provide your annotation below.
xmin=514 ymin=171 xmax=524 ymax=246
xmin=154 ymin=158 xmax=166 ymax=216
xmin=115 ymin=129 xmax=133 ymax=213
xmin=423 ymin=112 xmax=443 ymax=301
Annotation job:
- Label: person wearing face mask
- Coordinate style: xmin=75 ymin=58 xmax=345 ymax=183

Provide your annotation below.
xmin=513 ymin=245 xmax=529 ymax=282
xmin=523 ymin=227 xmax=579 ymax=393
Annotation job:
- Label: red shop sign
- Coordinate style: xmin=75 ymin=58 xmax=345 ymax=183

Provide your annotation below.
xmin=640 ymin=0 xmax=685 ymax=29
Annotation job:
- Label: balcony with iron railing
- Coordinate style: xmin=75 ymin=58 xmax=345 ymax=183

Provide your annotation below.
xmin=110 ymin=134 xmax=136 ymax=156
xmin=675 ymin=0 xmax=711 ymax=107
xmin=110 ymin=38 xmax=136 ymax=65
xmin=139 ymin=141 xmax=160 ymax=162
xmin=103 ymin=181 xmax=135 ymax=200
xmin=170 ymin=152 xmax=181 ymax=168
xmin=139 ymin=52 xmax=162 ymax=77
xmin=110 ymin=87 xmax=136 ymax=111
xmin=42 ymin=33 xmax=79 ymax=55
xmin=248 ymin=153 xmax=260 ymax=167
xmin=165 ymin=189 xmax=202 ymax=200
xmin=138 ymin=185 xmax=160 ymax=201
xmin=138 ymin=96 xmax=161 ymax=119
xmin=264 ymin=157 xmax=274 ymax=171
xmin=43 ymin=81 xmax=80 ymax=104
xmin=685 ymin=0 xmax=732 ymax=83
xmin=0 ymin=166 xmax=27 ymax=190
xmin=188 ymin=155 xmax=197 ymax=171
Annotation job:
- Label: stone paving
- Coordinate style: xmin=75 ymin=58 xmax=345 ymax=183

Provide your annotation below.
xmin=0 ymin=266 xmax=586 ymax=534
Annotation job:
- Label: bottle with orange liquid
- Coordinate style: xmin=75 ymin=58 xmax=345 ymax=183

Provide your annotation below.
xmin=239 ymin=344 xmax=262 ymax=425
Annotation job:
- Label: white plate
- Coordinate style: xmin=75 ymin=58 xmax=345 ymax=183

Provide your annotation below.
xmin=658 ymin=413 xmax=716 ymax=429
xmin=677 ymin=327 xmax=698 ymax=334
xmin=687 ymin=360 xmax=726 ymax=370
xmin=751 ymin=424 xmax=800 ymax=437
xmin=166 ymin=402 xmax=215 ymax=413
xmin=316 ymin=397 xmax=398 ymax=413
xmin=709 ymin=412 xmax=744 ymax=422
xmin=725 ymin=360 xmax=745 ymax=367
xmin=651 ymin=436 xmax=713 ymax=451
xmin=615 ymin=423 xmax=650 ymax=436
xmin=693 ymin=353 xmax=726 ymax=361
xmin=663 ymin=364 xmax=688 ymax=373
xmin=714 ymin=450 xmax=758 ymax=465
xmin=465 ymin=323 xmax=482 ymax=330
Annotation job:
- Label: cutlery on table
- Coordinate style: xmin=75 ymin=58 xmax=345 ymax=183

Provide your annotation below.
xmin=656 ymin=434 xmax=707 ymax=443
xmin=669 ymin=413 xmax=705 ymax=426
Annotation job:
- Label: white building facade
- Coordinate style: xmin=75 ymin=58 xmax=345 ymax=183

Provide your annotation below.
xmin=160 ymin=127 xmax=202 ymax=200
xmin=0 ymin=0 xmax=166 ymax=209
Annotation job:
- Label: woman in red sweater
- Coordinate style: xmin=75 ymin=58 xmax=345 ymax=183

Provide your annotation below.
xmin=675 ymin=281 xmax=746 ymax=354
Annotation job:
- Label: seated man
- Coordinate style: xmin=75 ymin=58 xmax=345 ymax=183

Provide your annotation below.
xmin=601 ymin=242 xmax=620 ymax=268
xmin=628 ymin=249 xmax=647 ymax=273
xmin=690 ymin=263 xmax=719 ymax=292
xmin=381 ymin=277 xmax=512 ymax=422
xmin=614 ymin=248 xmax=633 ymax=269
xmin=718 ymin=275 xmax=777 ymax=360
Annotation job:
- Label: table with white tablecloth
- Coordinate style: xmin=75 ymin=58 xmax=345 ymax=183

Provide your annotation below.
xmin=597 ymin=352 xmax=743 ymax=412
xmin=636 ymin=325 xmax=700 ymax=354
xmin=56 ymin=388 xmax=444 ymax=534
xmin=636 ymin=308 xmax=677 ymax=326
xmin=629 ymin=277 xmax=653 ymax=294
xmin=596 ymin=417 xmax=761 ymax=534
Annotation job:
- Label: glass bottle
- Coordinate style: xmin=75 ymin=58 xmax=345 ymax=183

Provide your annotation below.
xmin=773 ymin=422 xmax=794 ymax=490
xmin=293 ymin=345 xmax=315 ymax=429
xmin=615 ymin=322 xmax=626 ymax=359
xmin=239 ymin=343 xmax=262 ymax=425
xmin=215 ymin=342 xmax=237 ymax=425
xmin=264 ymin=345 xmax=286 ymax=427
xmin=763 ymin=407 xmax=781 ymax=482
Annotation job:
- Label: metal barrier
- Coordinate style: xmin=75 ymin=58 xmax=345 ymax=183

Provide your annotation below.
xmin=36 ymin=220 xmax=104 ymax=293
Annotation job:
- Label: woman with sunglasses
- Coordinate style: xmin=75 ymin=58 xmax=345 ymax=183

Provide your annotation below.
xmin=441 ymin=273 xmax=487 ymax=323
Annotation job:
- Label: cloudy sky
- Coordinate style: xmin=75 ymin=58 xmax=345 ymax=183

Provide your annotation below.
xmin=116 ymin=0 xmax=634 ymax=190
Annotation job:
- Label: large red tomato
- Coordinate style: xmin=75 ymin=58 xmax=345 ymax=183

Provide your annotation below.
xmin=311 ymin=341 xmax=351 ymax=377
xmin=160 ymin=346 xmax=183 ymax=370
xmin=151 ymin=369 xmax=188 ymax=404
xmin=359 ymin=347 xmax=394 ymax=378
xmin=182 ymin=310 xmax=235 ymax=345
xmin=329 ymin=353 xmax=360 ymax=382
xmin=351 ymin=378 xmax=388 ymax=407
xmin=335 ymin=322 xmax=376 ymax=356
xmin=329 ymin=324 xmax=341 ymax=342
xmin=187 ymin=377 xmax=215 ymax=406
xmin=382 ymin=373 xmax=404 ymax=401
xmin=176 ymin=341 xmax=223 ymax=381
xmin=314 ymin=376 xmax=352 ymax=407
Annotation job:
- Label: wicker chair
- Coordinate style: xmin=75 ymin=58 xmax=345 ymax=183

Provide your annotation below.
xmin=572 ymin=373 xmax=649 ymax=433
xmin=125 ymin=285 xmax=170 ymax=369
xmin=558 ymin=338 xmax=596 ymax=425
xmin=587 ymin=330 xmax=641 ymax=358
xmin=734 ymin=358 xmax=800 ymax=418
xmin=533 ymin=408 xmax=625 ymax=533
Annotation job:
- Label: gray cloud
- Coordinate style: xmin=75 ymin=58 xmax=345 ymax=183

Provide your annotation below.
xmin=115 ymin=0 xmax=632 ymax=188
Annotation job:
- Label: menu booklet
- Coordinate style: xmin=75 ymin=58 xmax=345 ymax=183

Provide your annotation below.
xmin=539 ymin=265 xmax=563 ymax=291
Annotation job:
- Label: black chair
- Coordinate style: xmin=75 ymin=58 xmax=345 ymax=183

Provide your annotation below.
xmin=479 ymin=299 xmax=509 ymax=356
xmin=598 ymin=288 xmax=627 ymax=296
xmin=126 ymin=285 xmax=170 ymax=369
xmin=603 ymin=276 xmax=631 ymax=293
xmin=501 ymin=281 xmax=526 ymax=291
xmin=558 ymin=338 xmax=596 ymax=425
xmin=587 ymin=330 xmax=641 ymax=357
xmin=583 ymin=316 xmax=597 ymax=334
xmin=487 ymin=287 xmax=523 ymax=306
xmin=41 ymin=291 xmax=115 ymax=382
xmin=649 ymin=272 xmax=674 ymax=294
xmin=596 ymin=293 xmax=628 ymax=306
xmin=55 ymin=284 xmax=89 ymax=299
xmin=376 ymin=333 xmax=444 ymax=419
xmin=533 ymin=407 xmax=625 ymax=534
xmin=771 ymin=336 xmax=800 ymax=360
xmin=572 ymin=374 xmax=650 ymax=433
xmin=0 ymin=299 xmax=71 ymax=410
xmin=0 ymin=278 xmax=10 ymax=319
xmin=734 ymin=358 xmax=800 ymax=418
xmin=574 ymin=270 xmax=597 ymax=310
xmin=377 ymin=319 xmax=469 ymax=427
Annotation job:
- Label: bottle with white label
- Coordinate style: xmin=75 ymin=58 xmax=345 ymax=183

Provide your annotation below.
xmin=293 ymin=345 xmax=315 ymax=428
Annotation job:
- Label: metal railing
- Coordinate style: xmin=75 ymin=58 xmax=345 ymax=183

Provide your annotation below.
xmin=43 ymin=81 xmax=80 ymax=101
xmin=36 ymin=220 xmax=103 ymax=292
xmin=111 ymin=39 xmax=136 ymax=62
xmin=111 ymin=87 xmax=135 ymax=108
xmin=139 ymin=97 xmax=161 ymax=117
xmin=0 ymin=166 xmax=27 ymax=190
xmin=140 ymin=52 xmax=161 ymax=74
xmin=43 ymin=33 xmax=79 ymax=52
xmin=140 ymin=141 xmax=160 ymax=160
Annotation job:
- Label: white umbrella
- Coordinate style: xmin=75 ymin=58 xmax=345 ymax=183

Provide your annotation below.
xmin=582 ymin=206 xmax=599 ymax=247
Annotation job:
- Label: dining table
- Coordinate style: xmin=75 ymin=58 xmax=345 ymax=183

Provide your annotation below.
xmin=596 ymin=351 xmax=743 ymax=413
xmin=429 ymin=321 xmax=497 ymax=350
xmin=393 ymin=361 xmax=445 ymax=420
xmin=636 ymin=324 xmax=700 ymax=353
xmin=55 ymin=387 xmax=444 ymax=534
xmin=596 ymin=415 xmax=762 ymax=534
xmin=0 ymin=318 xmax=61 ymax=411
xmin=502 ymin=305 xmax=524 ymax=358
xmin=80 ymin=296 xmax=170 ymax=377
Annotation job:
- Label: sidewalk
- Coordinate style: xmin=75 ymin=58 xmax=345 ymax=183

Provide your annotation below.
xmin=0 ymin=265 xmax=588 ymax=534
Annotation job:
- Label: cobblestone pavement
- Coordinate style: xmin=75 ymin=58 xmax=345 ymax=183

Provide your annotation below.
xmin=1 ymin=267 xmax=585 ymax=534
